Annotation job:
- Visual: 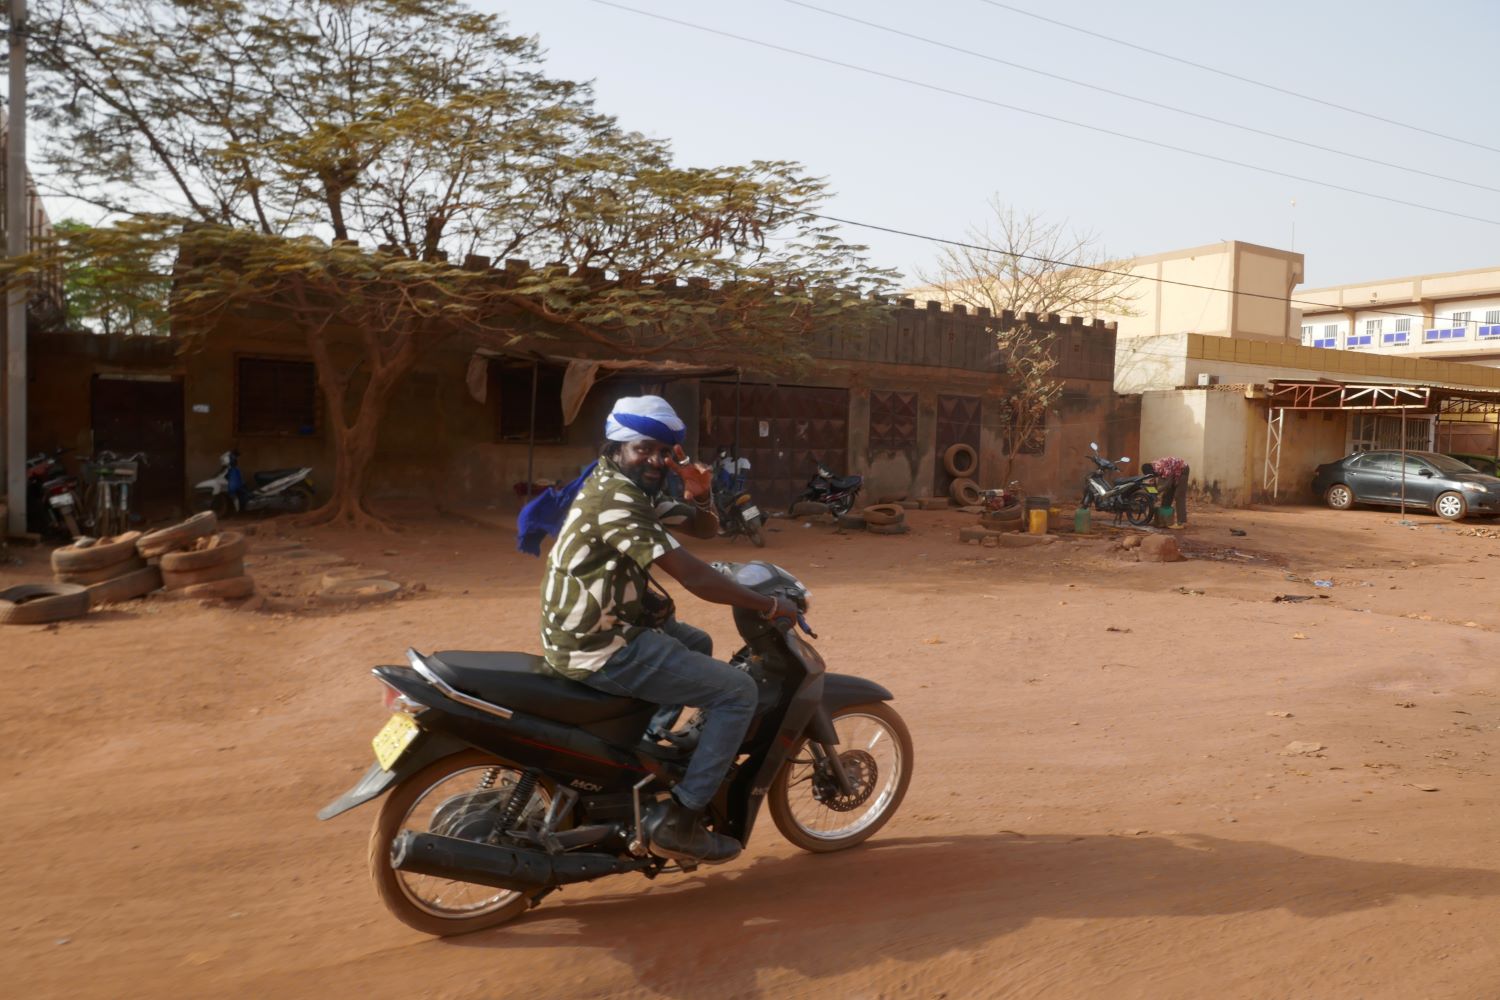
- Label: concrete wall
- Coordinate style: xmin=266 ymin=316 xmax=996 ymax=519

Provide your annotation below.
xmin=1236 ymin=246 xmax=1302 ymax=339
xmin=1142 ymin=387 xmax=1372 ymax=507
xmin=1114 ymin=332 xmax=1190 ymax=393
xmin=1140 ymin=389 xmax=1258 ymax=506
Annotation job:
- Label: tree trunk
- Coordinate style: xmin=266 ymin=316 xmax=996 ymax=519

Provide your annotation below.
xmin=298 ymin=334 xmax=418 ymax=531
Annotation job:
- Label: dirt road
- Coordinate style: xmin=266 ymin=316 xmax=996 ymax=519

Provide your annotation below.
xmin=3 ymin=504 xmax=1498 ymax=999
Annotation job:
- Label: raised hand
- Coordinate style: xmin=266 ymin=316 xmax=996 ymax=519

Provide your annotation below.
xmin=666 ymin=445 xmax=714 ymax=502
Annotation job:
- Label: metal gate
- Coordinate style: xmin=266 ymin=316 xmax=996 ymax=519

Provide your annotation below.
xmin=91 ymin=374 xmax=186 ymax=522
xmin=934 ymin=394 xmax=981 ymax=496
xmin=1349 ymin=413 xmax=1434 ymax=452
xmin=699 ymin=382 xmax=849 ymax=509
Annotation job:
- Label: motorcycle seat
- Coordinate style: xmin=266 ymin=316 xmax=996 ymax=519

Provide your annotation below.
xmin=253 ymin=468 xmax=303 ymax=486
xmin=430 ymin=650 xmax=651 ymax=724
xmin=826 ymin=474 xmax=861 ymax=491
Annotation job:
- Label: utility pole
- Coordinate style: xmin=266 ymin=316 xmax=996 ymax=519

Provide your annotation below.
xmin=4 ymin=0 xmax=25 ymax=537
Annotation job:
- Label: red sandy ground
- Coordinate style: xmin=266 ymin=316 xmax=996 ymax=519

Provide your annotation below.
xmin=3 ymin=503 xmax=1499 ymax=999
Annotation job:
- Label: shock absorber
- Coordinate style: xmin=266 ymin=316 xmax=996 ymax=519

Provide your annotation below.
xmin=494 ymin=769 xmax=539 ymax=835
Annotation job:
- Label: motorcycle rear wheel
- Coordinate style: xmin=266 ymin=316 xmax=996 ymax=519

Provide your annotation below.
xmin=828 ymin=494 xmax=856 ymax=518
xmin=746 ymin=519 xmax=766 ymax=547
xmin=1125 ymin=494 xmax=1155 ymax=527
xmin=768 ymin=702 xmax=912 ymax=853
xmin=369 ymin=750 xmax=551 ymax=936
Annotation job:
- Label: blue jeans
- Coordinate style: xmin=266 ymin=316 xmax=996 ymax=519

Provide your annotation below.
xmin=647 ymin=619 xmax=713 ymax=736
xmin=582 ymin=623 xmax=756 ymax=813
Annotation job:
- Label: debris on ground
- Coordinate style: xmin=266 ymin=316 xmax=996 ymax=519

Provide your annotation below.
xmin=1281 ymin=741 xmax=1325 ymax=755
xmin=1274 ymin=594 xmax=1313 ymax=603
xmin=1229 ymin=528 xmax=1247 ymax=536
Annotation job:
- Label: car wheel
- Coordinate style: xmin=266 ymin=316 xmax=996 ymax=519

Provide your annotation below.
xmin=1324 ymin=483 xmax=1354 ymax=511
xmin=1434 ymin=491 xmax=1467 ymax=521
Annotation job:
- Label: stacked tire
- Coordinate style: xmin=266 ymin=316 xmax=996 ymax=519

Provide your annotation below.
xmin=51 ymin=530 xmax=163 ymax=607
xmin=150 ymin=516 xmax=256 ymax=601
xmin=860 ymin=503 xmax=910 ymax=535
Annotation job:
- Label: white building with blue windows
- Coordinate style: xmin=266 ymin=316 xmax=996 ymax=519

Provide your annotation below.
xmin=1297 ymin=265 xmax=1500 ymax=365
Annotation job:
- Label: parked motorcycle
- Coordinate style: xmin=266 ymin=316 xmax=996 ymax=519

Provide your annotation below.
xmin=712 ymin=447 xmax=765 ymax=547
xmin=318 ymin=559 xmax=913 ymax=937
xmin=796 ymin=460 xmax=863 ymax=517
xmin=1080 ymin=442 xmax=1157 ymax=526
xmin=26 ymin=449 xmax=84 ymax=540
xmin=195 ymin=450 xmax=314 ymax=516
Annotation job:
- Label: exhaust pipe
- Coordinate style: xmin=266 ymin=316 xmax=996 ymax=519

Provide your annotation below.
xmin=389 ymin=832 xmax=650 ymax=892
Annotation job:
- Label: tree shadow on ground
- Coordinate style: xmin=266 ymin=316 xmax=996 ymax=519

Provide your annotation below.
xmin=440 ymin=831 xmax=1500 ymax=999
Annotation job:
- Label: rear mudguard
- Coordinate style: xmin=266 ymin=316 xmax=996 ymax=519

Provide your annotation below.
xmin=316 ymin=731 xmax=470 ymax=821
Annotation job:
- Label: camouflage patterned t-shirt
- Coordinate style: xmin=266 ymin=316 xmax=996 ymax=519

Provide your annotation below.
xmin=540 ymin=458 xmax=682 ymax=679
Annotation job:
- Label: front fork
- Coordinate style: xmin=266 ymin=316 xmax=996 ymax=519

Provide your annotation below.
xmin=809 ymin=742 xmax=856 ymax=796
xmin=806 ymin=705 xmax=854 ymax=795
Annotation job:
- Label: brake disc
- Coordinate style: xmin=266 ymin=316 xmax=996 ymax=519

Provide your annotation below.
xmin=812 ymin=749 xmax=878 ymax=812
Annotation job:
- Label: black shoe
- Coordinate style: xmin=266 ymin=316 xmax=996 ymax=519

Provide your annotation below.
xmin=642 ymin=797 xmax=741 ymax=865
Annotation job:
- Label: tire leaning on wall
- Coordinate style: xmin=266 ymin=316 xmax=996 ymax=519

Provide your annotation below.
xmin=942 ymin=443 xmax=978 ymax=478
xmin=948 ymin=478 xmax=982 ymax=506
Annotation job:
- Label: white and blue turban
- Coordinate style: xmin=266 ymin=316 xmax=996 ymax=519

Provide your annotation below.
xmin=605 ymin=395 xmax=685 ymax=446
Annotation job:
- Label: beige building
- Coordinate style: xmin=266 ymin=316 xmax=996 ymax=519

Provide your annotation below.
xmin=910 ymin=237 xmax=1500 ymax=507
xmin=904 ymin=239 xmax=1306 ymax=344
xmin=1296 ymin=265 xmax=1500 ymax=366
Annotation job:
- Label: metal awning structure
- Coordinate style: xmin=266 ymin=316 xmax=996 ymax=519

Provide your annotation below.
xmin=1262 ymin=378 xmax=1500 ymax=499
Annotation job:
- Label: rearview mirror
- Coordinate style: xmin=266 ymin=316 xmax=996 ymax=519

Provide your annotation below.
xmin=1418 ymin=469 xmax=1433 ymax=477
xmin=1119 ymin=457 xmax=1132 ymax=464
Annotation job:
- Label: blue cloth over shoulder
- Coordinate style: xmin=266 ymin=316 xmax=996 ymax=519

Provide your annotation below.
xmin=516 ymin=461 xmax=597 ymax=556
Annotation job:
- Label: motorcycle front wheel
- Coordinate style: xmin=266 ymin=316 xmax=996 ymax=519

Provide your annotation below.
xmin=369 ymin=749 xmax=552 ymax=936
xmin=768 ymin=702 xmax=913 ymax=853
xmin=1125 ymin=493 xmax=1155 ymax=527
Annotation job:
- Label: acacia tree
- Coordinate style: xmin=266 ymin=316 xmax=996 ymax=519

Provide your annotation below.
xmin=28 ymin=0 xmax=892 ymax=528
xmin=913 ymin=199 xmax=1137 ymax=479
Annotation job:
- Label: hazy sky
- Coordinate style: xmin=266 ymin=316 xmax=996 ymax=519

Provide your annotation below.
xmin=488 ymin=0 xmax=1500 ymax=291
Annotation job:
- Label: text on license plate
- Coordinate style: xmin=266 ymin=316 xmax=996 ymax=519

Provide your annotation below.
xmin=741 ymin=505 xmax=760 ymax=521
xmin=372 ymin=713 xmax=420 ymax=770
xmin=49 ymin=493 xmax=76 ymax=508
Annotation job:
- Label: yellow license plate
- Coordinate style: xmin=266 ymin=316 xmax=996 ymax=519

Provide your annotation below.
xmin=1146 ymin=485 xmax=1159 ymax=494
xmin=372 ymin=713 xmax=420 ymax=770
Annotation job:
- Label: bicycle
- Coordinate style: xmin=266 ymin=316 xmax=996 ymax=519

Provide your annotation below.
xmin=84 ymin=450 xmax=148 ymax=538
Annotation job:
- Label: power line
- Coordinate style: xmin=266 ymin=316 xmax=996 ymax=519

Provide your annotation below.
xmin=974 ymin=0 xmax=1500 ymax=157
xmin=785 ymin=0 xmax=1500 ymax=197
xmin=788 ymin=205 xmax=1490 ymax=332
xmin=585 ymin=1 xmax=1500 ymax=230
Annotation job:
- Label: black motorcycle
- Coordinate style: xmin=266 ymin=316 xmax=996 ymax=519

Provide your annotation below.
xmin=1080 ymin=442 xmax=1157 ymax=526
xmin=796 ymin=461 xmax=863 ymax=516
xmin=318 ymin=560 xmax=913 ymax=937
xmin=26 ymin=449 xmax=84 ymax=540
xmin=712 ymin=448 xmax=765 ymax=547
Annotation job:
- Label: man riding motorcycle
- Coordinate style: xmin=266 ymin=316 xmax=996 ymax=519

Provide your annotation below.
xmin=530 ymin=395 xmax=798 ymax=864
